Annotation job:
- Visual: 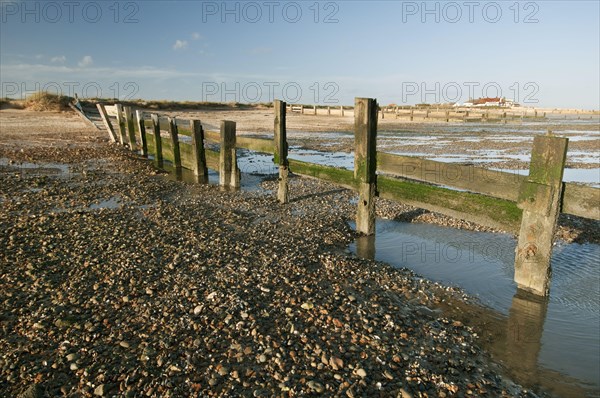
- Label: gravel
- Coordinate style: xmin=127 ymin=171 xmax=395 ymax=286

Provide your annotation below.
xmin=0 ymin=109 xmax=558 ymax=397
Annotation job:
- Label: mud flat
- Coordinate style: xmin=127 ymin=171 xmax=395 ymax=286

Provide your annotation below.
xmin=0 ymin=109 xmax=596 ymax=397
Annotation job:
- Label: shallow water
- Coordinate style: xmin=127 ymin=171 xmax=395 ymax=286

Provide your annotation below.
xmin=349 ymin=220 xmax=600 ymax=394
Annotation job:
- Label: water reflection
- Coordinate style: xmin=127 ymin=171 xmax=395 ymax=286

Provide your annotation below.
xmin=505 ymin=288 xmax=548 ymax=386
xmin=355 ymin=235 xmax=376 ymax=260
xmin=349 ymin=219 xmax=599 ymax=396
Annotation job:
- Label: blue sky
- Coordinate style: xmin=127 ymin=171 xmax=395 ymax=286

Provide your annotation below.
xmin=1 ymin=0 xmax=599 ymax=108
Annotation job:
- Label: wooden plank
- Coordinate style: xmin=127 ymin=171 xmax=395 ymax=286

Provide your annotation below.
xmin=237 ymin=136 xmax=274 ymax=153
xmin=377 ymin=152 xmax=524 ymax=201
xmin=354 ymin=97 xmax=378 ymax=235
xmin=191 ymin=119 xmax=208 ymax=183
xmin=124 ymin=106 xmax=137 ymax=151
xmin=168 ymin=117 xmax=182 ymax=169
xmin=115 ymin=104 xmax=127 ymax=146
xmin=377 ymin=175 xmax=522 ymax=232
xmin=104 ymin=105 xmax=118 ymax=117
xmin=136 ymin=110 xmax=148 ymax=156
xmin=204 ymin=130 xmax=273 ymax=153
xmin=96 ymin=103 xmax=118 ymax=142
xmin=220 ymin=121 xmax=239 ymax=188
xmin=515 ymin=135 xmax=568 ymax=296
xmin=151 ymin=113 xmax=163 ymax=166
xmin=274 ymin=99 xmax=289 ymax=203
xmin=288 ymin=159 xmax=357 ymax=191
xmin=562 ymin=183 xmax=600 ymax=220
xmin=69 ymin=103 xmax=100 ymax=130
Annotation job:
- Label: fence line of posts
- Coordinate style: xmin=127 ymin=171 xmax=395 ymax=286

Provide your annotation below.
xmin=96 ymin=98 xmax=599 ymax=296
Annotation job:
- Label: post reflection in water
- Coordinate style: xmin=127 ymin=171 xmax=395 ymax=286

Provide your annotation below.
xmin=355 ymin=235 xmax=376 ymax=260
xmin=505 ymin=288 xmax=549 ymax=386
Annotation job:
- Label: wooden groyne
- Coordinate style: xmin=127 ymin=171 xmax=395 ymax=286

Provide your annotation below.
xmin=95 ymin=99 xmax=599 ymax=296
xmin=286 ymin=103 xmax=598 ymax=123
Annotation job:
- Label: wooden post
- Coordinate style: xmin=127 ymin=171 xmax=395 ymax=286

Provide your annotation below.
xmin=96 ymin=103 xmax=118 ymax=142
xmin=327 ymin=106 xmax=331 ymax=116
xmin=191 ymin=119 xmax=208 ymax=183
xmin=340 ymin=106 xmax=344 ymax=117
xmin=219 ymin=120 xmax=240 ymax=188
xmin=135 ymin=110 xmax=148 ymax=157
xmin=124 ymin=106 xmax=137 ymax=151
xmin=300 ymin=105 xmax=304 ymax=114
xmin=514 ymin=134 xmax=568 ymax=296
xmin=410 ymin=109 xmax=414 ymax=121
xmin=274 ymin=100 xmax=289 ymax=204
xmin=168 ymin=117 xmax=182 ymax=169
xmin=313 ymin=105 xmax=317 ymax=115
xmin=354 ymin=98 xmax=378 ymax=235
xmin=115 ymin=104 xmax=127 ymax=145
xmin=151 ymin=113 xmax=163 ymax=166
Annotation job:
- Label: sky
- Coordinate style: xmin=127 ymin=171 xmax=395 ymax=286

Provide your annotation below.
xmin=1 ymin=0 xmax=599 ymax=109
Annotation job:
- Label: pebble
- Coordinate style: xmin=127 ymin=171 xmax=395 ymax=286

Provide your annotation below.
xmin=0 ymin=125 xmax=544 ymax=398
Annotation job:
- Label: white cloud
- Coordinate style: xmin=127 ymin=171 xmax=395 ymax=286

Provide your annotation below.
xmin=51 ymin=56 xmax=66 ymax=63
xmin=35 ymin=54 xmax=44 ymax=60
xmin=78 ymin=55 xmax=93 ymax=68
xmin=191 ymin=32 xmax=201 ymax=40
xmin=173 ymin=40 xmax=188 ymax=50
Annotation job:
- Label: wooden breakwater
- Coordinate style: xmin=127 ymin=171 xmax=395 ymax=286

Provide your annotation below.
xmin=96 ymin=99 xmax=599 ymax=296
xmin=286 ymin=103 xmax=599 ymax=123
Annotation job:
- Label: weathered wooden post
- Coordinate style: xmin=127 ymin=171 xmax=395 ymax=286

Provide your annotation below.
xmin=96 ymin=104 xmax=118 ymax=142
xmin=168 ymin=117 xmax=182 ymax=170
xmin=219 ymin=120 xmax=240 ymax=188
xmin=300 ymin=105 xmax=304 ymax=114
xmin=274 ymin=100 xmax=289 ymax=203
xmin=313 ymin=105 xmax=317 ymax=115
xmin=514 ymin=133 xmax=568 ymax=296
xmin=124 ymin=106 xmax=137 ymax=151
xmin=327 ymin=106 xmax=331 ymax=116
xmin=410 ymin=109 xmax=414 ymax=121
xmin=445 ymin=110 xmax=450 ymax=122
xmin=191 ymin=119 xmax=208 ymax=183
xmin=354 ymin=97 xmax=378 ymax=235
xmin=151 ymin=113 xmax=163 ymax=166
xmin=135 ymin=110 xmax=148 ymax=157
xmin=115 ymin=104 xmax=126 ymax=145
xmin=340 ymin=106 xmax=344 ymax=117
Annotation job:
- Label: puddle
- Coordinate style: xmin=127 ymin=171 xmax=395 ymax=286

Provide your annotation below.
xmin=89 ymin=196 xmax=122 ymax=210
xmin=157 ymin=149 xmax=278 ymax=192
xmin=0 ymin=158 xmax=71 ymax=177
xmin=349 ymin=219 xmax=600 ymax=396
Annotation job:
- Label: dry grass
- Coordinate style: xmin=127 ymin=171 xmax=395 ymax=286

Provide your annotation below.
xmin=24 ymin=92 xmax=72 ymax=112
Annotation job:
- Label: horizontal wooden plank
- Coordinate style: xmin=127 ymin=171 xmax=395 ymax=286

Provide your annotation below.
xmin=237 ymin=136 xmax=274 ymax=153
xmin=203 ymin=130 xmax=273 ymax=153
xmin=205 ymin=130 xmax=219 ymax=142
xmin=288 ymin=159 xmax=357 ymax=191
xmin=377 ymin=175 xmax=522 ymax=233
xmin=104 ymin=105 xmax=118 ymax=117
xmin=377 ymin=152 xmax=524 ymax=201
xmin=145 ymin=132 xmax=218 ymax=171
xmin=562 ymin=183 xmax=600 ymax=220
